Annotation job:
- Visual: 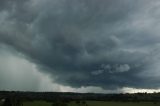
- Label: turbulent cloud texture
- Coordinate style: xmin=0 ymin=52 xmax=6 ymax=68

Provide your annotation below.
xmin=1 ymin=0 xmax=160 ymax=91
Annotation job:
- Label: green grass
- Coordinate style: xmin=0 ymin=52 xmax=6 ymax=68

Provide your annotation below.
xmin=70 ymin=101 xmax=160 ymax=106
xmin=23 ymin=101 xmax=52 ymax=106
xmin=23 ymin=101 xmax=160 ymax=106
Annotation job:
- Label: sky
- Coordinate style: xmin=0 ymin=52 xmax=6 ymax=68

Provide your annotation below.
xmin=1 ymin=0 xmax=160 ymax=93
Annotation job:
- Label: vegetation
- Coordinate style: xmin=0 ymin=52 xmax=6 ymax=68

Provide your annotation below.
xmin=1 ymin=91 xmax=160 ymax=106
xmin=22 ymin=101 xmax=160 ymax=106
xmin=23 ymin=101 xmax=51 ymax=106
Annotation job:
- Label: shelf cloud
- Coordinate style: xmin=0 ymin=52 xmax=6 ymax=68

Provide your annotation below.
xmin=1 ymin=0 xmax=160 ymax=92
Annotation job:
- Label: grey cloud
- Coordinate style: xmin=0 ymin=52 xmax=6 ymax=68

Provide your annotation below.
xmin=91 ymin=64 xmax=130 ymax=75
xmin=0 ymin=0 xmax=160 ymax=90
xmin=91 ymin=70 xmax=104 ymax=75
xmin=100 ymin=64 xmax=130 ymax=74
xmin=114 ymin=64 xmax=130 ymax=73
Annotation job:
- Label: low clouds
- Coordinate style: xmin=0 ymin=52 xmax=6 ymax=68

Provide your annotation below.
xmin=91 ymin=70 xmax=104 ymax=75
xmin=0 ymin=0 xmax=160 ymax=91
xmin=91 ymin=64 xmax=130 ymax=75
xmin=114 ymin=64 xmax=130 ymax=73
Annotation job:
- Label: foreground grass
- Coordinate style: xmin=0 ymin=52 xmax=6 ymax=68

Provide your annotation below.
xmin=22 ymin=101 xmax=160 ymax=106
xmin=70 ymin=101 xmax=160 ymax=106
xmin=23 ymin=101 xmax=51 ymax=106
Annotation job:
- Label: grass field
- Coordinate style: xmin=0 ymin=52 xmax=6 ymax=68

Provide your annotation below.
xmin=23 ymin=101 xmax=51 ymax=106
xmin=22 ymin=101 xmax=160 ymax=106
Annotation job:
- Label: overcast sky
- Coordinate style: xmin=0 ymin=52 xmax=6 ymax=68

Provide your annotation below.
xmin=1 ymin=0 xmax=160 ymax=93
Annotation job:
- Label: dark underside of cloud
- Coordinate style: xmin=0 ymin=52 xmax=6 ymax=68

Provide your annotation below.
xmin=1 ymin=0 xmax=160 ymax=90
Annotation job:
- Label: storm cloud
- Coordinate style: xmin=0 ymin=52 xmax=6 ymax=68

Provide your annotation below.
xmin=1 ymin=0 xmax=160 ymax=91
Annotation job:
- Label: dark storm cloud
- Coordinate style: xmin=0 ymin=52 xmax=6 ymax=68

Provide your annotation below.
xmin=1 ymin=0 xmax=160 ymax=89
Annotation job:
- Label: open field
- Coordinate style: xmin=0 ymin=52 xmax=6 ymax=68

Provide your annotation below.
xmin=22 ymin=101 xmax=160 ymax=106
xmin=23 ymin=101 xmax=51 ymax=106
